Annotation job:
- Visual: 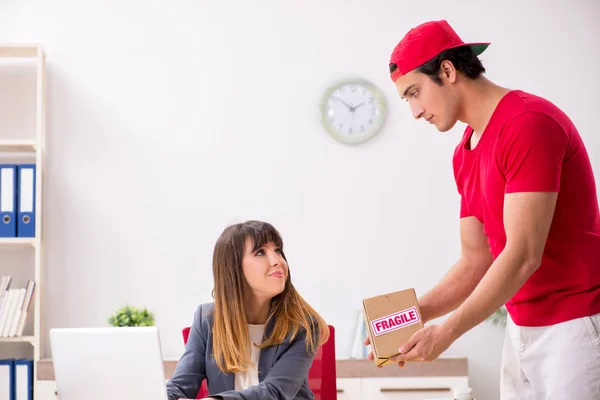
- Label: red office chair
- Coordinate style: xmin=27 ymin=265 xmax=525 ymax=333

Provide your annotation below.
xmin=181 ymin=326 xmax=208 ymax=399
xmin=307 ymin=325 xmax=338 ymax=400
xmin=181 ymin=325 xmax=337 ymax=400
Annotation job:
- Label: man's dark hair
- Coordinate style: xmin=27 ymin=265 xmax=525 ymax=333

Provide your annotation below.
xmin=389 ymin=46 xmax=485 ymax=85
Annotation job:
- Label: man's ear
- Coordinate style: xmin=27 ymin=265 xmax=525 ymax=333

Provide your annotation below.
xmin=440 ymin=60 xmax=457 ymax=83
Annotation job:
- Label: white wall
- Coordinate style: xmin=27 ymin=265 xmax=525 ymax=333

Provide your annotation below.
xmin=1 ymin=1 xmax=599 ymax=398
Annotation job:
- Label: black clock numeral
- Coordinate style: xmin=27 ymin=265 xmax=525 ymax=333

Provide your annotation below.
xmin=369 ymin=118 xmax=374 ymax=125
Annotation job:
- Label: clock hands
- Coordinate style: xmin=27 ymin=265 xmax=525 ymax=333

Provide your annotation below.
xmin=350 ymin=102 xmax=364 ymax=112
xmin=333 ymin=97 xmax=365 ymax=113
xmin=332 ymin=97 xmax=366 ymax=134
xmin=332 ymin=96 xmax=353 ymax=110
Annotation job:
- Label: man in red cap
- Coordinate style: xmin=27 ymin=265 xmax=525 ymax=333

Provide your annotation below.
xmin=367 ymin=19 xmax=600 ymax=398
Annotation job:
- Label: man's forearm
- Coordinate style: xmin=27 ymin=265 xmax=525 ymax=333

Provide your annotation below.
xmin=443 ymin=247 xmax=538 ymax=339
xmin=419 ymin=256 xmax=491 ymax=323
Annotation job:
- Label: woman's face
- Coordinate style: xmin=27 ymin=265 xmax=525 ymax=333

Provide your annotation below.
xmin=241 ymin=238 xmax=288 ymax=300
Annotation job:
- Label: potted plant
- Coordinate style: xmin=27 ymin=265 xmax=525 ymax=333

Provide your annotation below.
xmin=487 ymin=306 xmax=507 ymax=327
xmin=107 ymin=304 xmax=155 ymax=327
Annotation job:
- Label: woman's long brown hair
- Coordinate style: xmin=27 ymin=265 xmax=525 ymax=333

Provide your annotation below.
xmin=211 ymin=220 xmax=330 ymax=373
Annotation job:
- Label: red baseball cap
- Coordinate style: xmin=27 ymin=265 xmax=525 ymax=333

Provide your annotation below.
xmin=389 ymin=20 xmax=490 ymax=82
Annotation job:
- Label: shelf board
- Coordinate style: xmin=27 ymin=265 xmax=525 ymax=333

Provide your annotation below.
xmin=0 ymin=45 xmax=41 ymax=58
xmin=0 ymin=140 xmax=38 ymax=153
xmin=0 ymin=336 xmax=35 ymax=344
xmin=0 ymin=237 xmax=36 ymax=247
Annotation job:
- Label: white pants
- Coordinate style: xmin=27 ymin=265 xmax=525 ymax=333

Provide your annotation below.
xmin=500 ymin=312 xmax=600 ymax=399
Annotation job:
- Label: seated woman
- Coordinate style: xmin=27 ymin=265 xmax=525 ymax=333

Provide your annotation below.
xmin=167 ymin=220 xmax=330 ymax=400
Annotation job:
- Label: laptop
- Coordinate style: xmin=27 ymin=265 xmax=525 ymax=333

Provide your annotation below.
xmin=49 ymin=326 xmax=169 ymax=400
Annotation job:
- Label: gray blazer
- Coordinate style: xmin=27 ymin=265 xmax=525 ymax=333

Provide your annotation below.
xmin=166 ymin=303 xmax=316 ymax=400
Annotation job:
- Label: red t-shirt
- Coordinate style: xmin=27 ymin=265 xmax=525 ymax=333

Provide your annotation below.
xmin=453 ymin=90 xmax=600 ymax=326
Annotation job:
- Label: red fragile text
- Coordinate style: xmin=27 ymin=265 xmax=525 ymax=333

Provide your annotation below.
xmin=371 ymin=307 xmax=420 ymax=337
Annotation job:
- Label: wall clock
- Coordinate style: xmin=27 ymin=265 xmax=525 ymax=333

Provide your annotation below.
xmin=319 ymin=78 xmax=387 ymax=145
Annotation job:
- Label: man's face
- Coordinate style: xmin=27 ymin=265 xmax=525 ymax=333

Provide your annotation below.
xmin=394 ymin=66 xmax=459 ymax=132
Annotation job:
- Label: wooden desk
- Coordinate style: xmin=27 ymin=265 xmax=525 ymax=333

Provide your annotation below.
xmin=36 ymin=357 xmax=468 ymax=380
xmin=334 ymin=359 xmax=468 ymax=400
xmin=36 ymin=358 xmax=468 ymax=400
xmin=335 ymin=358 xmax=467 ymax=378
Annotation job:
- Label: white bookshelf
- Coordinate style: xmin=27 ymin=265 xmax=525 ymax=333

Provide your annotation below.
xmin=0 ymin=238 xmax=37 ymax=247
xmin=0 ymin=45 xmax=41 ymax=59
xmin=0 ymin=140 xmax=38 ymax=152
xmin=0 ymin=335 xmax=36 ymax=344
xmin=0 ymin=43 xmax=46 ymax=396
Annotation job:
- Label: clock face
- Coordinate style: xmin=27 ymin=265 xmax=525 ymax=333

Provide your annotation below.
xmin=320 ymin=78 xmax=387 ymax=145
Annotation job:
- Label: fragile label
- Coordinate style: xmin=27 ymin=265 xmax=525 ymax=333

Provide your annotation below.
xmin=370 ymin=306 xmax=420 ymax=337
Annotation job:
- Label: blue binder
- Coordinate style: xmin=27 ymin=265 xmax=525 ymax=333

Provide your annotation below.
xmin=17 ymin=165 xmax=36 ymax=238
xmin=14 ymin=360 xmax=33 ymax=400
xmin=0 ymin=165 xmax=17 ymax=237
xmin=0 ymin=359 xmax=16 ymax=400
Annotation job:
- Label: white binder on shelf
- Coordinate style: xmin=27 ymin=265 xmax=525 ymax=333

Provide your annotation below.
xmin=0 ymin=359 xmax=15 ymax=400
xmin=14 ymin=360 xmax=33 ymax=400
xmin=0 ymin=289 xmax=17 ymax=336
xmin=8 ymin=288 xmax=26 ymax=337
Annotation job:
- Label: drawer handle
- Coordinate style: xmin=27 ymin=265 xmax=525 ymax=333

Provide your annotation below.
xmin=336 ymin=389 xmax=344 ymax=393
xmin=380 ymin=387 xmax=451 ymax=392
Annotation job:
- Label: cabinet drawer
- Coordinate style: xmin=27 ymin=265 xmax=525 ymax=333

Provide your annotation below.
xmin=35 ymin=380 xmax=59 ymax=400
xmin=336 ymin=378 xmax=362 ymax=400
xmin=362 ymin=377 xmax=468 ymax=400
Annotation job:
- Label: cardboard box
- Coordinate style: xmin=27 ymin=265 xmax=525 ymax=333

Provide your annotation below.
xmin=362 ymin=288 xmax=424 ymax=367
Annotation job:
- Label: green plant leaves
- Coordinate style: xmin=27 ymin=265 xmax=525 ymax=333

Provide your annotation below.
xmin=487 ymin=306 xmax=507 ymax=327
xmin=107 ymin=304 xmax=155 ymax=327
